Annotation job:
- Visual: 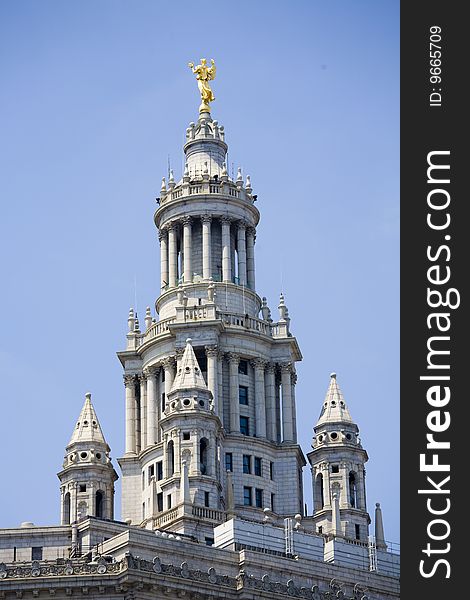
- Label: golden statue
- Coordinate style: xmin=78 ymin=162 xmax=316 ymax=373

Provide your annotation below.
xmin=188 ymin=58 xmax=216 ymax=113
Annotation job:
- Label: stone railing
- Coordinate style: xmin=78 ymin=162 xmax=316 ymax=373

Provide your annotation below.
xmin=161 ymin=180 xmax=250 ymax=205
xmin=141 ymin=316 xmax=176 ymax=343
xmin=152 ymin=505 xmax=183 ymax=529
xmin=191 ymin=505 xmax=226 ymax=522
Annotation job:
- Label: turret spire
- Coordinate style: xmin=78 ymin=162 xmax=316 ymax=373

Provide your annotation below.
xmin=316 ymin=372 xmax=353 ymax=426
xmin=68 ymin=392 xmax=108 ymax=447
xmin=171 ymin=338 xmax=209 ymax=393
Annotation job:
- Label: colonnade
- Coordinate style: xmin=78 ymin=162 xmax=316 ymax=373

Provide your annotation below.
xmin=124 ymin=352 xmax=297 ymax=456
xmin=159 ymin=217 xmax=256 ymax=290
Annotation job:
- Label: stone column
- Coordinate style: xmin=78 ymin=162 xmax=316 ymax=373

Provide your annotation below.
xmin=280 ymin=363 xmax=294 ymax=442
xmin=357 ymin=466 xmax=367 ymax=510
xmin=331 ymin=491 xmax=342 ymax=537
xmin=159 ymin=228 xmax=169 ymax=290
xmin=163 ymin=357 xmax=175 ymax=409
xmin=221 ymin=217 xmax=232 ymax=283
xmin=205 ymin=345 xmax=219 ymax=415
xmin=145 ymin=367 xmax=158 ymax=447
xmin=182 ymin=217 xmax=192 ymax=283
xmin=237 ymin=223 xmax=247 ymax=286
xmin=246 ymin=226 xmax=256 ymax=290
xmin=291 ymin=371 xmax=298 ymax=442
xmin=201 ymin=216 xmax=212 ymax=280
xmin=275 ymin=371 xmax=281 ymax=443
xmin=322 ymin=463 xmax=331 ymax=507
xmin=265 ymin=362 xmax=277 ymax=442
xmin=124 ymin=375 xmax=136 ymax=454
xmin=168 ymin=224 xmax=178 ymax=288
xmin=227 ymin=353 xmax=240 ymax=433
xmin=217 ymin=351 xmax=224 ymax=421
xmin=251 ymin=359 xmax=267 ymax=438
xmin=138 ymin=373 xmax=147 ymax=450
xmin=341 ymin=462 xmax=349 ymax=508
xmin=180 ymin=458 xmax=190 ymax=504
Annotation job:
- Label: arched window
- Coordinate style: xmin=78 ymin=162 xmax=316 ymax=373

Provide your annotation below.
xmin=349 ymin=472 xmax=357 ymax=508
xmin=95 ymin=490 xmax=104 ymax=518
xmin=314 ymin=473 xmax=324 ymax=512
xmin=200 ymin=438 xmax=208 ymax=475
xmin=167 ymin=440 xmax=175 ymax=477
xmin=77 ymin=501 xmax=88 ymax=521
xmin=63 ymin=492 xmax=71 ymax=525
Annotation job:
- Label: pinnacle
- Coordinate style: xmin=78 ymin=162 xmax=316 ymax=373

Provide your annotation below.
xmin=316 ymin=372 xmax=354 ymax=426
xmin=68 ymin=392 xmax=108 ymax=447
xmin=170 ymin=339 xmax=208 ymax=393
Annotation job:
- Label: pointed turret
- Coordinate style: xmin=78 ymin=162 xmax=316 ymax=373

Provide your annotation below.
xmin=316 ymin=373 xmax=353 ymax=427
xmin=171 ymin=338 xmax=209 ymax=393
xmin=307 ymin=373 xmax=370 ymax=541
xmin=58 ymin=393 xmax=118 ymax=525
xmin=68 ymin=392 xmax=108 ymax=447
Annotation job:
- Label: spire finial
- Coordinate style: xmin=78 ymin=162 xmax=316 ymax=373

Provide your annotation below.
xmin=330 ymin=372 xmax=337 ymax=379
xmin=188 ymin=58 xmax=217 ymax=114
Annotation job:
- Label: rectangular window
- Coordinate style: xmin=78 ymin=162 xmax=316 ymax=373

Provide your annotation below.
xmin=205 ymin=536 xmax=214 ymax=546
xmin=161 ymin=392 xmax=166 ymax=412
xmin=183 ymin=431 xmax=190 ymax=440
xmin=239 ymin=386 xmax=248 ymax=405
xmin=318 ymin=526 xmax=323 ymax=535
xmin=238 ymin=360 xmax=248 ymax=375
xmin=254 ymin=456 xmax=262 ymax=476
xmin=225 ymin=452 xmax=233 ymax=472
xmin=79 ymin=484 xmax=86 ymax=493
xmin=32 ymin=547 xmax=43 ymax=561
xmin=148 ymin=464 xmax=155 ymax=485
xmin=270 ymin=462 xmax=274 ymax=480
xmin=255 ymin=488 xmax=263 ymax=508
xmin=243 ymin=455 xmax=251 ymax=474
xmin=332 ymin=465 xmax=339 ymax=473
xmin=240 ymin=416 xmax=249 ymax=436
xmin=142 ymin=502 xmax=146 ymax=520
xmin=355 ymin=524 xmax=361 ymax=540
xmin=204 ymin=491 xmax=210 ymax=507
xmin=271 ymin=493 xmax=275 ymax=511
xmin=167 ymin=494 xmax=172 ymax=509
xmin=142 ymin=471 xmax=145 ymax=490
xmin=157 ymin=492 xmax=163 ymax=512
xmin=243 ymin=486 xmax=252 ymax=506
xmin=156 ymin=461 xmax=163 ymax=481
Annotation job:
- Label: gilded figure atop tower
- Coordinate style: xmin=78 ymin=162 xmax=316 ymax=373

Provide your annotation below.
xmin=188 ymin=58 xmax=216 ymax=113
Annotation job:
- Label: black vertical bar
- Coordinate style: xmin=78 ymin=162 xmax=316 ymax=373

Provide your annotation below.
xmin=401 ymin=2 xmax=467 ymax=596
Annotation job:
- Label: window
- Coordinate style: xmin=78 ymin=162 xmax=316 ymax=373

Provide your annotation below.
xmin=148 ymin=464 xmax=155 ymax=485
xmin=142 ymin=502 xmax=146 ymax=520
xmin=168 ymin=440 xmax=175 ymax=476
xmin=243 ymin=455 xmax=251 ymax=474
xmin=318 ymin=526 xmax=323 ymax=535
xmin=349 ymin=472 xmax=358 ymax=508
xmin=79 ymin=484 xmax=86 ymax=493
xmin=183 ymin=431 xmax=190 ymax=440
xmin=142 ymin=471 xmax=145 ymax=490
xmin=243 ymin=486 xmax=252 ymax=506
xmin=254 ymin=457 xmax=262 ymax=476
xmin=239 ymin=386 xmax=248 ymax=405
xmin=156 ymin=461 xmax=163 ymax=481
xmin=95 ymin=491 xmax=104 ymax=518
xmin=271 ymin=493 xmax=275 ymax=511
xmin=355 ymin=524 xmax=361 ymax=540
xmin=157 ymin=492 xmax=163 ymax=512
xmin=161 ymin=392 xmax=166 ymax=412
xmin=332 ymin=465 xmax=339 ymax=474
xmin=255 ymin=488 xmax=263 ymax=508
xmin=240 ymin=416 xmax=249 ymax=435
xmin=205 ymin=536 xmax=214 ymax=546
xmin=200 ymin=438 xmax=208 ymax=475
xmin=167 ymin=494 xmax=172 ymax=509
xmin=204 ymin=491 xmax=210 ymax=507
xmin=270 ymin=462 xmax=274 ymax=480
xmin=238 ymin=360 xmax=248 ymax=375
xmin=225 ymin=453 xmax=233 ymax=472
xmin=31 ymin=547 xmax=43 ymax=561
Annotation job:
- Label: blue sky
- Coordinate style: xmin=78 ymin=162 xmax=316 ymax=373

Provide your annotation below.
xmin=0 ymin=1 xmax=399 ymax=542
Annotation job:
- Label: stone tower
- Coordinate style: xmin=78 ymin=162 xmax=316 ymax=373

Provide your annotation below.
xmin=307 ymin=373 xmax=370 ymax=541
xmin=57 ymin=393 xmax=118 ymax=525
xmin=117 ymin=97 xmax=305 ymax=541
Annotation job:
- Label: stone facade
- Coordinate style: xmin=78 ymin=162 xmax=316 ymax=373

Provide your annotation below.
xmin=0 ymin=89 xmax=399 ymax=599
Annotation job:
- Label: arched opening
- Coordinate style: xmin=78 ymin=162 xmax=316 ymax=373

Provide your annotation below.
xmin=199 ymin=438 xmax=208 ymax=475
xmin=349 ymin=472 xmax=357 ymax=508
xmin=95 ymin=490 xmax=104 ymax=518
xmin=63 ymin=492 xmax=71 ymax=525
xmin=167 ymin=440 xmax=175 ymax=477
xmin=314 ymin=473 xmax=324 ymax=511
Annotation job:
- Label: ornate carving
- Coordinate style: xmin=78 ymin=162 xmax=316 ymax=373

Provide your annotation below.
xmin=226 ymin=352 xmax=240 ymax=365
xmin=123 ymin=374 xmax=136 ymax=388
xmin=250 ymin=358 xmax=268 ymax=370
xmin=205 ymin=344 xmax=218 ymax=357
xmin=280 ymin=362 xmax=293 ymax=374
xmin=162 ymin=357 xmax=176 ymax=371
xmin=158 ymin=228 xmax=168 ymax=243
xmin=201 ymin=215 xmax=212 ymax=224
xmin=181 ymin=216 xmax=192 ymax=227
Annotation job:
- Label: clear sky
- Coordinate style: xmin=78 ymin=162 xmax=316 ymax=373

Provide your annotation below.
xmin=0 ymin=1 xmax=399 ymax=543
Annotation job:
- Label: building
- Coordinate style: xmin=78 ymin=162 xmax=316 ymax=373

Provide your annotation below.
xmin=0 ymin=63 xmax=399 ymax=599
